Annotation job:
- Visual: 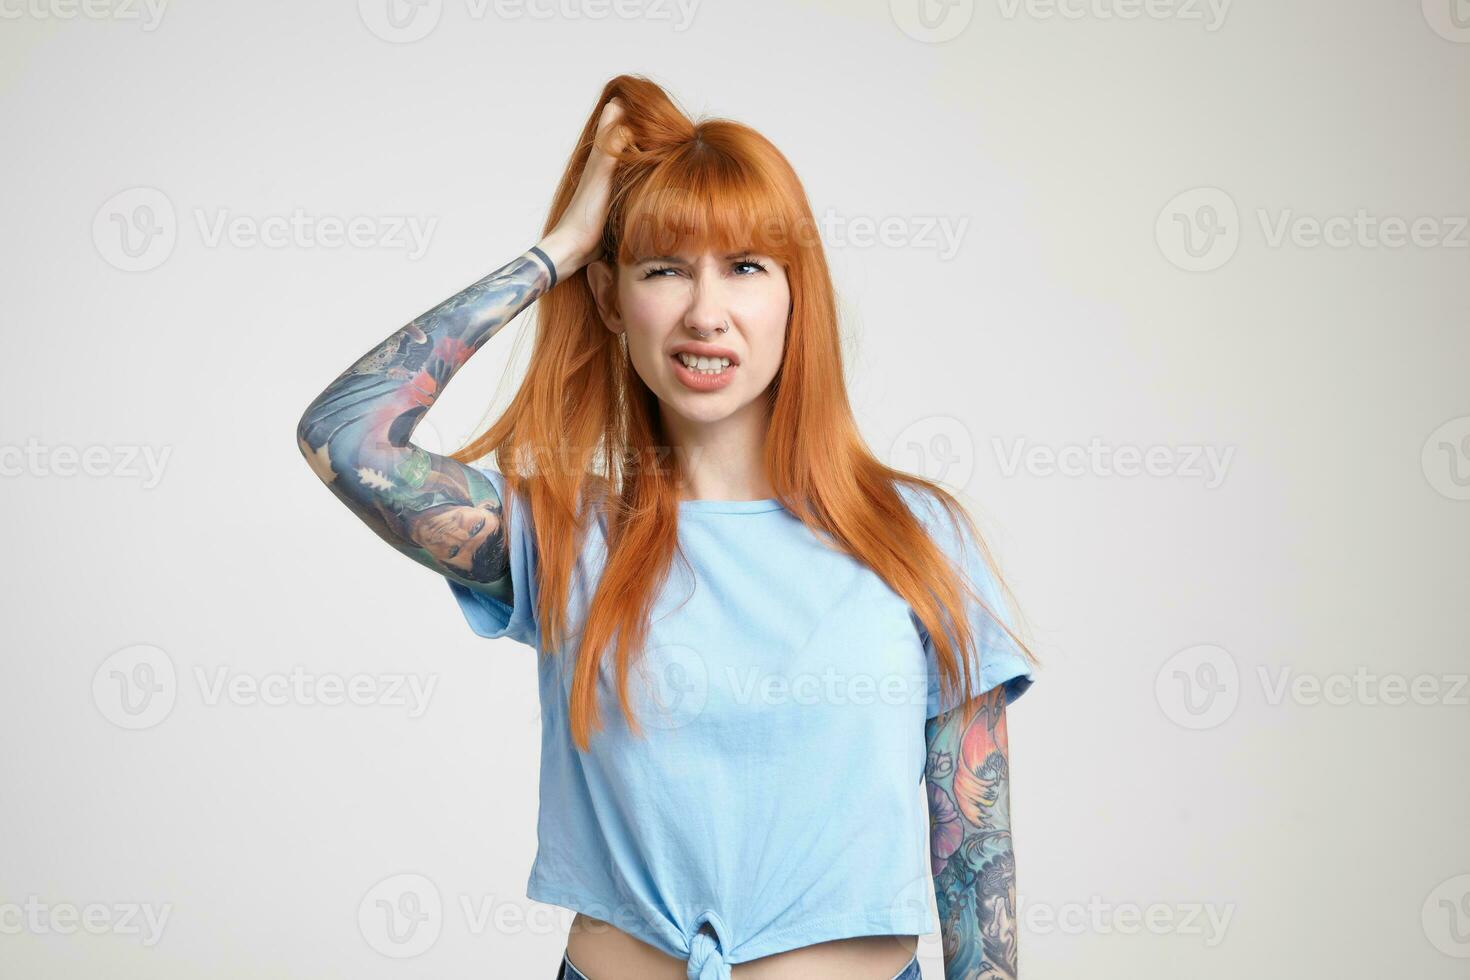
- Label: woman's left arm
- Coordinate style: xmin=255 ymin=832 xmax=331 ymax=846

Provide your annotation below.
xmin=924 ymin=684 xmax=1018 ymax=980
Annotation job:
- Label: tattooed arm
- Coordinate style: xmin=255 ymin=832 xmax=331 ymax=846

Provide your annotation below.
xmin=295 ymin=99 xmax=625 ymax=600
xmin=294 ymin=243 xmax=568 ymax=598
xmin=925 ymin=685 xmax=1018 ymax=980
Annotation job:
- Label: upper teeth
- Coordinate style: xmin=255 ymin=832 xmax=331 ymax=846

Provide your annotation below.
xmin=678 ymin=353 xmax=732 ymax=373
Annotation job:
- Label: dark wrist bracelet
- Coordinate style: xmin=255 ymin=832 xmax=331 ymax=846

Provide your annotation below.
xmin=529 ymin=245 xmax=558 ymax=289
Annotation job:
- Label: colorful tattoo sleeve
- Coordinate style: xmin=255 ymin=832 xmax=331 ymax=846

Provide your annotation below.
xmin=295 ymin=249 xmax=554 ymax=601
xmin=925 ymin=685 xmax=1018 ymax=980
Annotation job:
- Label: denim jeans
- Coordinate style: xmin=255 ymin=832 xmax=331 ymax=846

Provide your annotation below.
xmin=556 ymin=948 xmax=923 ymax=979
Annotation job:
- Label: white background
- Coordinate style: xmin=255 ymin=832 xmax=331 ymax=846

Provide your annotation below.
xmin=2 ymin=0 xmax=1467 ymax=977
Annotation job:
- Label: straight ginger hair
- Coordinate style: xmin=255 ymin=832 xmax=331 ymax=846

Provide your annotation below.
xmin=451 ymin=74 xmax=1038 ymax=751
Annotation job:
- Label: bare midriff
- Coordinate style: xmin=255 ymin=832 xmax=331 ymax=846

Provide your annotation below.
xmin=564 ymin=913 xmax=919 ymax=980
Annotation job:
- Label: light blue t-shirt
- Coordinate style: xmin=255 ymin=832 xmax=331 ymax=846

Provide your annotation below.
xmin=447 ymin=466 xmax=1034 ymax=980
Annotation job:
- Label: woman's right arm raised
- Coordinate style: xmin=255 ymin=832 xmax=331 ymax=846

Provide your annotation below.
xmin=295 ymin=241 xmax=567 ymax=603
xmin=294 ymin=98 xmax=626 ymax=603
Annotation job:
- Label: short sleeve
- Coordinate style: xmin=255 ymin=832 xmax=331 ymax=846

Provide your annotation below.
xmin=901 ymin=485 xmax=1035 ymax=718
xmin=444 ymin=464 xmax=541 ymax=650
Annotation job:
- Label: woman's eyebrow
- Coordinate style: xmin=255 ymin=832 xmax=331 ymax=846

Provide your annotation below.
xmin=634 ymin=250 xmax=756 ymax=264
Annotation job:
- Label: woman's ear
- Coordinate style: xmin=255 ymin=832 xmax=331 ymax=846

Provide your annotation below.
xmin=585 ymin=258 xmax=623 ymax=334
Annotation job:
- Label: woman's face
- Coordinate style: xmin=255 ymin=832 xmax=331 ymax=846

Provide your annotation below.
xmin=589 ymin=247 xmax=791 ymax=431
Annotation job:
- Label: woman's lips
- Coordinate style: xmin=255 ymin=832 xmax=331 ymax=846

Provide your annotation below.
xmin=670 ymin=353 xmax=737 ymax=392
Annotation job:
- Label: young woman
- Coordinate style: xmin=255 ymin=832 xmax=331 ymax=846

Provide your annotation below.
xmin=297 ymin=75 xmax=1038 ymax=980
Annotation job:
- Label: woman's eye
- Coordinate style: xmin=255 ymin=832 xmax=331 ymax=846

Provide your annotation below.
xmin=447 ymin=545 xmax=460 ymax=559
xmin=641 ymin=261 xmax=766 ymax=279
xmin=471 ymin=517 xmax=485 ymax=536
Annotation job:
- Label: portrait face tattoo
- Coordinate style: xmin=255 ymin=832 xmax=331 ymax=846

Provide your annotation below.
xmin=409 ymin=499 xmax=504 ymax=575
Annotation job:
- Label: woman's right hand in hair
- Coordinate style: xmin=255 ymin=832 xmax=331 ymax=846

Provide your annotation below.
xmin=297 ymin=246 xmax=557 ymax=613
xmin=537 ymin=97 xmax=630 ymax=278
xmin=296 ymin=101 xmax=634 ymax=633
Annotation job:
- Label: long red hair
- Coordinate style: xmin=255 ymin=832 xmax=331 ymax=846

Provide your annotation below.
xmin=451 ymin=74 xmax=1038 ymax=751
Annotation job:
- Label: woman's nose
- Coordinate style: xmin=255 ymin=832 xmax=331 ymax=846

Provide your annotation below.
xmin=683 ymin=281 xmax=731 ymax=334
